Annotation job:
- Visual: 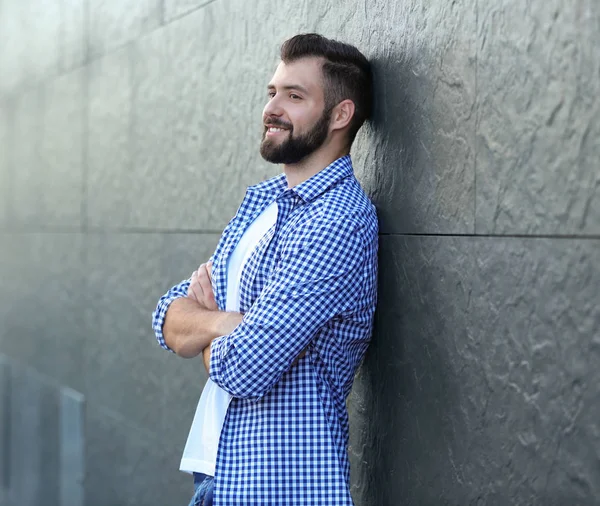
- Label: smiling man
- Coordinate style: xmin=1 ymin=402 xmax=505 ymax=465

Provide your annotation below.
xmin=152 ymin=33 xmax=378 ymax=506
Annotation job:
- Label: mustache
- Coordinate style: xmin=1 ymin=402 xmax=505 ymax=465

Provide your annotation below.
xmin=264 ymin=118 xmax=293 ymax=130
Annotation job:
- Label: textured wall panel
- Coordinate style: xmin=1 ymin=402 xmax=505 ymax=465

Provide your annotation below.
xmin=0 ymin=102 xmax=10 ymax=228
xmin=26 ymin=0 xmax=62 ymax=83
xmin=11 ymin=87 xmax=42 ymax=228
xmin=476 ymin=0 xmax=600 ymax=235
xmin=84 ymin=233 xmax=218 ymax=436
xmin=40 ymin=69 xmax=85 ymax=228
xmin=88 ymin=0 xmax=162 ymax=57
xmin=349 ymin=236 xmax=600 ymax=505
xmin=60 ymin=0 xmax=88 ymax=72
xmin=0 ymin=237 xmax=19 ymax=353
xmin=343 ymin=0 xmax=478 ymax=234
xmin=0 ymin=0 xmax=61 ymax=95
xmin=0 ymin=1 xmax=26 ymax=94
xmin=0 ymin=234 xmax=85 ymax=391
xmin=84 ymin=234 xmax=171 ymax=432
xmin=87 ymin=46 xmax=134 ymax=229
xmin=85 ymin=406 xmax=190 ymax=506
xmin=12 ymin=69 xmax=84 ymax=229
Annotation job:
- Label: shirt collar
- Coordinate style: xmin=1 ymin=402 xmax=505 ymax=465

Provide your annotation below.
xmin=247 ymin=155 xmax=354 ymax=203
xmin=291 ymin=155 xmax=353 ymax=204
xmin=247 ymin=172 xmax=288 ymax=195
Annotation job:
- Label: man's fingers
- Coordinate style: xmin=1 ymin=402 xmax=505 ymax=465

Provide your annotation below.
xmin=197 ymin=264 xmax=212 ymax=293
xmin=187 ymin=270 xmax=197 ymax=298
xmin=186 ymin=263 xmax=218 ymax=310
xmin=207 ymin=260 xmax=212 ymax=280
xmin=191 ymin=270 xmax=206 ymax=301
xmin=198 ymin=264 xmax=218 ymax=310
xmin=190 ymin=283 xmax=203 ymax=303
xmin=188 ymin=270 xmax=204 ymax=302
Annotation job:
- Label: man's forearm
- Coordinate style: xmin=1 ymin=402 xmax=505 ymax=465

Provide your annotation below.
xmin=163 ymin=297 xmax=242 ymax=358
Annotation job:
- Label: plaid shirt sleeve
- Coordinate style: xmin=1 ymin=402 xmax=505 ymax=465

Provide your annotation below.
xmin=209 ymin=213 xmax=370 ymax=400
xmin=151 ymin=278 xmax=191 ymax=352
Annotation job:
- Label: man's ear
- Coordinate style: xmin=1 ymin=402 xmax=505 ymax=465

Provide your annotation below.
xmin=330 ymin=99 xmax=355 ymax=132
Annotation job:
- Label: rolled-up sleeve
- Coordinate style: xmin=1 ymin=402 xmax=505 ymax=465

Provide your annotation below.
xmin=209 ymin=215 xmax=372 ymax=400
xmin=151 ymin=278 xmax=191 ymax=352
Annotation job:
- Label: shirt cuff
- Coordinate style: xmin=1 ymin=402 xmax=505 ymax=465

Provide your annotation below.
xmin=152 ymin=296 xmax=182 ymax=353
xmin=208 ymin=334 xmax=231 ymax=384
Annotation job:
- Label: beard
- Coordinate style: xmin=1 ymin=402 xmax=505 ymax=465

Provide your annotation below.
xmin=260 ymin=107 xmax=332 ymax=165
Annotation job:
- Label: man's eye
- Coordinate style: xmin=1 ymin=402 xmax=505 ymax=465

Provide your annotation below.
xmin=290 ymin=94 xmax=301 ymax=100
xmin=267 ymin=92 xmax=275 ymax=99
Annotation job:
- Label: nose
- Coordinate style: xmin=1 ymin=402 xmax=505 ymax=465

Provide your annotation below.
xmin=263 ymin=94 xmax=284 ymax=120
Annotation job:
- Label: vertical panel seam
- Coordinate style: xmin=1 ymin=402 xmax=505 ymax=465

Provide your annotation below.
xmin=473 ymin=0 xmax=479 ymax=235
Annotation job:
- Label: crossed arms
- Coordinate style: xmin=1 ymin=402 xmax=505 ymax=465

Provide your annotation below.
xmin=162 ymin=262 xmax=242 ymax=371
xmin=153 ymin=214 xmax=370 ymax=400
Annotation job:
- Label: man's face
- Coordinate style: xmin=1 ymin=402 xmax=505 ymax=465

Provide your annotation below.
xmin=260 ymin=57 xmax=332 ymax=165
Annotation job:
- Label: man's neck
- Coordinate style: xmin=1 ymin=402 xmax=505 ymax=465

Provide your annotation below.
xmin=283 ymin=146 xmax=350 ymax=188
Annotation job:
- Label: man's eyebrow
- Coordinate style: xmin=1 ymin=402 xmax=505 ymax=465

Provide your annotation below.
xmin=267 ymin=84 xmax=310 ymax=94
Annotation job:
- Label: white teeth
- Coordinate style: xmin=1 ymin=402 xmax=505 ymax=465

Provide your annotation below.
xmin=269 ymin=127 xmax=285 ymax=132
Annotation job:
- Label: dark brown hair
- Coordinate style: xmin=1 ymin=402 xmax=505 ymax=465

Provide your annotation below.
xmin=280 ymin=33 xmax=373 ymax=146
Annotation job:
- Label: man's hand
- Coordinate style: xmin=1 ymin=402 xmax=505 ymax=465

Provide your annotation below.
xmin=187 ymin=261 xmax=218 ymax=310
xmin=163 ymin=257 xmax=245 ymax=359
xmin=185 ymin=260 xmax=242 ymax=373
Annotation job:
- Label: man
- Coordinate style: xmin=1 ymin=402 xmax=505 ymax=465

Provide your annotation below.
xmin=152 ymin=33 xmax=378 ymax=506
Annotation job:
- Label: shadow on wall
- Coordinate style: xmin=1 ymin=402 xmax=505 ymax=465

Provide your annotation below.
xmin=367 ymin=50 xmax=432 ymax=233
xmin=350 ymin=49 xmax=465 ymax=506
xmin=370 ymin=52 xmax=421 ymax=211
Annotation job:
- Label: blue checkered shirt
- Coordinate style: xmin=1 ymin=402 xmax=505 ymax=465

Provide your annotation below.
xmin=152 ymin=155 xmax=378 ymax=505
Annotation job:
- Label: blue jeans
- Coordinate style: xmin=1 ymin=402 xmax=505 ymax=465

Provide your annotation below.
xmin=188 ymin=472 xmax=214 ymax=506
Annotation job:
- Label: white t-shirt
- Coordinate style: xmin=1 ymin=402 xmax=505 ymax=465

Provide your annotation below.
xmin=179 ymin=201 xmax=278 ymax=475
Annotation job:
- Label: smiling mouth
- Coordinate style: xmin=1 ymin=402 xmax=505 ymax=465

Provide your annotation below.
xmin=265 ymin=126 xmax=290 ymax=137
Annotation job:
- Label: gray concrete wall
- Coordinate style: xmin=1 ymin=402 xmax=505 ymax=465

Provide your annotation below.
xmin=0 ymin=1 xmax=598 ymax=505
